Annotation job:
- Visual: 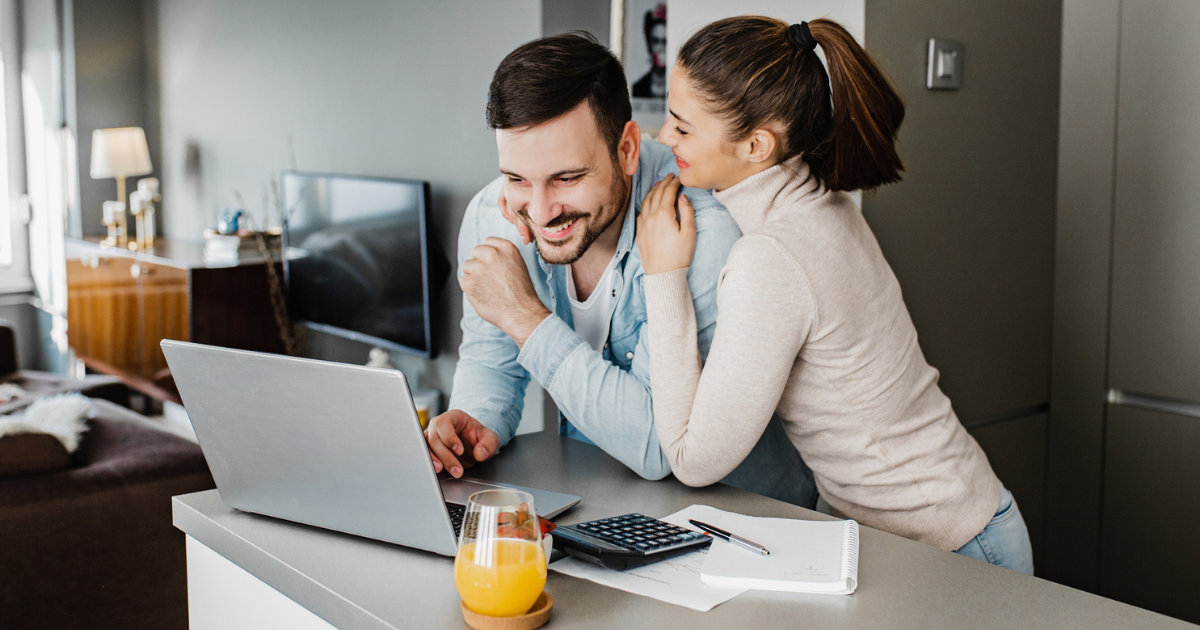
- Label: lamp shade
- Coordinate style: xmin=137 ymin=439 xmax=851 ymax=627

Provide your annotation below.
xmin=90 ymin=127 xmax=152 ymax=179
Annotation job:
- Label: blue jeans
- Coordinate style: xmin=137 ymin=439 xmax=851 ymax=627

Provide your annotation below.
xmin=954 ymin=486 xmax=1034 ymax=575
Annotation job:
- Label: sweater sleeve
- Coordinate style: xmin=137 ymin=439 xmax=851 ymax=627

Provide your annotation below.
xmin=643 ymin=236 xmax=815 ymax=487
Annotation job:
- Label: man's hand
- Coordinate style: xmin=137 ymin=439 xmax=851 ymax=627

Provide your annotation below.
xmin=424 ymin=410 xmax=501 ymax=478
xmin=498 ymin=187 xmax=533 ymax=245
xmin=461 ymin=236 xmax=551 ymax=347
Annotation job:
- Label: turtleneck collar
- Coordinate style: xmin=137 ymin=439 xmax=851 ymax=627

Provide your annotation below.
xmin=712 ymin=155 xmax=826 ymax=235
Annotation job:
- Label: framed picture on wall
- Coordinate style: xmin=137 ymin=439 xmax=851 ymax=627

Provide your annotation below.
xmin=612 ymin=0 xmax=667 ymax=134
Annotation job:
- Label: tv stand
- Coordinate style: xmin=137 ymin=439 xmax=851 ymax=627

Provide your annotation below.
xmin=66 ymin=237 xmax=286 ymax=401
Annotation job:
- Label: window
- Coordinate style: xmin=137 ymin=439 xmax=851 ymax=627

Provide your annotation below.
xmin=0 ymin=0 xmax=18 ymax=269
xmin=0 ymin=5 xmax=11 ymax=267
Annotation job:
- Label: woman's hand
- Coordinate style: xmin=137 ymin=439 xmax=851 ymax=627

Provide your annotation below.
xmin=637 ymin=173 xmax=696 ymax=275
xmin=498 ymin=186 xmax=532 ymax=245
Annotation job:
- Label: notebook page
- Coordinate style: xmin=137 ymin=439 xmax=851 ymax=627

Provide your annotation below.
xmin=699 ymin=511 xmax=859 ymax=594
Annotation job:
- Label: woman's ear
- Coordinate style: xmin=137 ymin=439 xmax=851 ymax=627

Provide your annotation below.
xmin=744 ymin=128 xmax=778 ymax=164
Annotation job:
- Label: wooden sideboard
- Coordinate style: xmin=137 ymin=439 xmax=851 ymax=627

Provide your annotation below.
xmin=66 ymin=237 xmax=285 ymax=398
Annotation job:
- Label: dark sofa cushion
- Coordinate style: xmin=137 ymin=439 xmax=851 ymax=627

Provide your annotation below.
xmin=0 ymin=415 xmax=215 ymax=630
xmin=0 ymin=432 xmax=71 ymax=478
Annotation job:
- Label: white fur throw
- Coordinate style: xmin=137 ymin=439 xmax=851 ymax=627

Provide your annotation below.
xmin=0 ymin=382 xmax=26 ymax=402
xmin=0 ymin=393 xmax=92 ymax=452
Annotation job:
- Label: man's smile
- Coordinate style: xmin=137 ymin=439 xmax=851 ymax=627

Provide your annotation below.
xmin=539 ymin=218 xmax=578 ymax=241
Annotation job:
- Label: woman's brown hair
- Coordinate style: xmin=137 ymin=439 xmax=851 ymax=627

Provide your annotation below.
xmin=677 ymin=16 xmax=904 ymax=191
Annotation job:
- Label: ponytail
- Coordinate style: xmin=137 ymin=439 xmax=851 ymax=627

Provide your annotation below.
xmin=677 ymin=16 xmax=905 ymax=191
xmin=807 ymin=20 xmax=904 ymax=190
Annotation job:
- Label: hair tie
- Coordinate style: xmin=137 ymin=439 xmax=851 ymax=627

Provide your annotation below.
xmin=788 ymin=22 xmax=817 ymax=53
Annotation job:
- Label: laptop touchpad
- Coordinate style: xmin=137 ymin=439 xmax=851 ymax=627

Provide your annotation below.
xmin=439 ymin=478 xmax=508 ymax=505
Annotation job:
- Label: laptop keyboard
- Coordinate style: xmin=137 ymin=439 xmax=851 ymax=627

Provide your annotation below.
xmin=447 ymin=503 xmax=465 ymax=537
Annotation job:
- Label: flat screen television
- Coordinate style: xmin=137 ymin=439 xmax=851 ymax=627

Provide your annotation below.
xmin=282 ymin=171 xmax=439 ymax=357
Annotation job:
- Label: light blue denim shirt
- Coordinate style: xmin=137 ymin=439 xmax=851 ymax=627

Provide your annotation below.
xmin=449 ymin=139 xmax=815 ymax=507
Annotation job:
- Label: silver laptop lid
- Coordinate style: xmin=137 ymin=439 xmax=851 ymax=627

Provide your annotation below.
xmin=162 ymin=340 xmax=459 ymax=556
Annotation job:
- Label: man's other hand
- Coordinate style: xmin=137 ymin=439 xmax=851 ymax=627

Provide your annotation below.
xmin=498 ymin=186 xmax=533 ymax=245
xmin=425 ymin=410 xmax=501 ymax=478
xmin=460 ymin=237 xmax=551 ymax=347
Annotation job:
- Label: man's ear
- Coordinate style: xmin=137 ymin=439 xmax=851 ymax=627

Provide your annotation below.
xmin=744 ymin=128 xmax=778 ymax=164
xmin=618 ymin=121 xmax=642 ymax=177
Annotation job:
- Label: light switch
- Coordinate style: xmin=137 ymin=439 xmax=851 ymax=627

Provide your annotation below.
xmin=927 ymin=39 xmax=963 ymax=90
xmin=937 ymin=49 xmax=957 ymax=78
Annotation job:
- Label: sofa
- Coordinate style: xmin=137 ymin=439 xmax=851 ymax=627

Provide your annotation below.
xmin=0 ymin=323 xmax=215 ymax=629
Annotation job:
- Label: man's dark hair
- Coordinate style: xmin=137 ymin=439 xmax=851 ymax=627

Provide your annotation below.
xmin=486 ymin=32 xmax=631 ymax=155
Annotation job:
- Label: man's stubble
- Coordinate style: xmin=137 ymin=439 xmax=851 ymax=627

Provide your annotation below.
xmin=522 ymin=163 xmax=631 ymax=266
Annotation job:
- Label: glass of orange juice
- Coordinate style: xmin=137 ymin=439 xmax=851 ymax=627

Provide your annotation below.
xmin=454 ymin=489 xmax=547 ymax=617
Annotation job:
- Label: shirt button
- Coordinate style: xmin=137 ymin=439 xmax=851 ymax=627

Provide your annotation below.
xmin=626 ymin=351 xmax=634 ymax=360
xmin=611 ymin=289 xmax=616 ymax=297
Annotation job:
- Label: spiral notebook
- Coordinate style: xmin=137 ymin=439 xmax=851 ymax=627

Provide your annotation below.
xmin=698 ymin=509 xmax=859 ymax=595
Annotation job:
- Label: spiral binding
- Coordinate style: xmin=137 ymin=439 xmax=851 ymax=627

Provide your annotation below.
xmin=841 ymin=519 xmax=860 ymax=593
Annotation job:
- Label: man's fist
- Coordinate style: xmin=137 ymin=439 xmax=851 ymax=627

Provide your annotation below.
xmin=460 ymin=237 xmax=550 ymax=347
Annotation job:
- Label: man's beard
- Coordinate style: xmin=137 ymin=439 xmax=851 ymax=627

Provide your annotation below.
xmin=520 ymin=169 xmax=630 ymax=265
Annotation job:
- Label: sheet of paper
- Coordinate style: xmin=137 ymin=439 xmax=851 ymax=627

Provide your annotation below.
xmin=549 ymin=505 xmax=746 ymax=612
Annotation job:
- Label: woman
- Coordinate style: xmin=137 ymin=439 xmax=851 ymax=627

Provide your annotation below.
xmin=636 ymin=17 xmax=1034 ymax=573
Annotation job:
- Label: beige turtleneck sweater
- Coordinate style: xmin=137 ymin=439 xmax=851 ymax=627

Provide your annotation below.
xmin=643 ymin=156 xmax=1001 ymax=551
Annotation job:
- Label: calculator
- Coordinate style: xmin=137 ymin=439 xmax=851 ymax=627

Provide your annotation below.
xmin=551 ymin=513 xmax=712 ymax=570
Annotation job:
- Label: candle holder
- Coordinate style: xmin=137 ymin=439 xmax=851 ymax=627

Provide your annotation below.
xmin=129 ymin=178 xmax=161 ymax=251
xmin=101 ymin=200 xmax=127 ymax=247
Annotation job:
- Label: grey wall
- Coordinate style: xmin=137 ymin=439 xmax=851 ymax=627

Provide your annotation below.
xmin=543 ymin=0 xmax=610 ymax=45
xmin=150 ymin=0 xmax=540 ymax=394
xmin=863 ymin=0 xmax=1062 ymax=564
xmin=863 ymin=0 xmax=1060 ymax=424
xmin=0 ymin=294 xmax=47 ymax=370
xmin=72 ymin=0 xmax=159 ymax=238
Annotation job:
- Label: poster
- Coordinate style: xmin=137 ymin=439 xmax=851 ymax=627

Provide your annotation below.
xmin=622 ymin=1 xmax=667 ymax=133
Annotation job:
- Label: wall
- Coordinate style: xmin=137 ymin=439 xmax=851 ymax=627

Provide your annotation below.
xmin=544 ymin=0 xmax=610 ymax=45
xmin=0 ymin=294 xmax=47 ymax=370
xmin=863 ymin=1 xmax=1060 ymax=425
xmin=151 ymin=0 xmax=543 ymax=423
xmin=72 ymin=0 xmax=158 ymax=238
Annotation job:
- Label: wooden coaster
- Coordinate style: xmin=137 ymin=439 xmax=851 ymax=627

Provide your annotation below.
xmin=461 ymin=592 xmax=553 ymax=630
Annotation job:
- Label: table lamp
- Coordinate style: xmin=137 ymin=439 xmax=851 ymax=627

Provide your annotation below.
xmin=90 ymin=127 xmax=152 ymax=247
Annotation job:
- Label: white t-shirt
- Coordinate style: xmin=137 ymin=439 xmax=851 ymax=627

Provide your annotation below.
xmin=565 ymin=261 xmax=616 ymax=352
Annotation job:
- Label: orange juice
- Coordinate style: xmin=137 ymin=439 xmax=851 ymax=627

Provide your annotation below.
xmin=454 ymin=539 xmax=546 ymax=617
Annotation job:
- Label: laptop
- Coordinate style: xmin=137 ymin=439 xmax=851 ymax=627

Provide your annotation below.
xmin=161 ymin=340 xmax=580 ymax=556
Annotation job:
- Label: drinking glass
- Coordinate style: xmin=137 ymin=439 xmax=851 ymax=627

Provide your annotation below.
xmin=454 ymin=489 xmax=547 ymax=617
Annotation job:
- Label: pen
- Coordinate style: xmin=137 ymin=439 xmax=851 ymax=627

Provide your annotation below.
xmin=689 ymin=519 xmax=771 ymax=556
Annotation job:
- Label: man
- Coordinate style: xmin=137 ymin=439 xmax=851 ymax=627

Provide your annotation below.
xmin=425 ymin=33 xmax=815 ymax=507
